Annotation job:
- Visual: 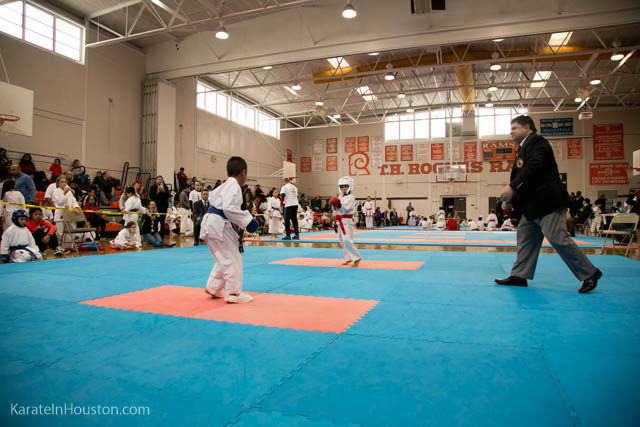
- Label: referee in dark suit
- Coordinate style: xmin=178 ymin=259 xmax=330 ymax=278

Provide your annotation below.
xmin=495 ymin=115 xmax=602 ymax=293
xmin=192 ymin=189 xmax=209 ymax=246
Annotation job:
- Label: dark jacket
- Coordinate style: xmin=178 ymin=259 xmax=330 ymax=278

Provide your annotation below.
xmin=192 ymin=199 xmax=208 ymax=222
xmin=149 ymin=183 xmax=171 ymax=211
xmin=141 ymin=213 xmax=162 ymax=235
xmin=509 ymin=133 xmax=570 ymax=220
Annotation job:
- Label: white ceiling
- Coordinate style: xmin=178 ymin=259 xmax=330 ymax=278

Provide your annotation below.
xmin=39 ymin=0 xmax=640 ymax=127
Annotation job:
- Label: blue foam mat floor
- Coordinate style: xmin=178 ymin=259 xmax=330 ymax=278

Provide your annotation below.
xmin=1 ymin=245 xmax=639 ymax=426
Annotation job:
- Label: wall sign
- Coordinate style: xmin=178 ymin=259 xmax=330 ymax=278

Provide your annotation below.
xmin=540 ymin=118 xmax=573 ymax=135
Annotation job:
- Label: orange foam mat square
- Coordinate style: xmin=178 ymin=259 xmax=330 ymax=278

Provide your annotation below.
xmin=269 ymin=257 xmax=424 ymax=270
xmin=79 ymin=285 xmax=378 ymax=333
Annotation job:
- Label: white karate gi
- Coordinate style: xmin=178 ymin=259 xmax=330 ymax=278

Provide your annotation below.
xmin=44 ymin=182 xmax=57 ymax=200
xmin=1 ymin=190 xmax=25 ymax=230
xmin=421 ymin=217 xmax=432 ymax=230
xmin=485 ymin=213 xmax=498 ymax=231
xmin=408 ymin=210 xmax=418 ymax=227
xmin=500 ymin=218 xmax=514 ymax=231
xmin=52 ymin=186 xmax=79 ymax=249
xmin=299 ymin=209 xmax=313 ymax=232
xmin=590 ymin=205 xmax=606 ymax=234
xmin=189 ymin=190 xmax=202 ymax=205
xmin=123 ymin=195 xmax=143 ymax=248
xmin=335 ymin=193 xmax=361 ymax=262
xmin=268 ymin=196 xmax=282 ymax=234
xmin=200 ymin=177 xmax=253 ymax=296
xmin=1 ymin=224 xmax=42 ymax=263
xmin=363 ymin=201 xmax=375 ymax=229
xmin=166 ymin=206 xmax=178 ymax=231
xmin=468 ymin=220 xmax=479 ymax=231
xmin=110 ymin=228 xmax=136 ymax=249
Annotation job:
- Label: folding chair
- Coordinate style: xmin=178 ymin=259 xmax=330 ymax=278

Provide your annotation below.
xmin=62 ymin=209 xmax=98 ymax=250
xmin=600 ymin=213 xmax=639 ymax=256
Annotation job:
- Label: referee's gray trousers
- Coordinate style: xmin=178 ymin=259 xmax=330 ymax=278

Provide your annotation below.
xmin=511 ymin=208 xmax=597 ymax=281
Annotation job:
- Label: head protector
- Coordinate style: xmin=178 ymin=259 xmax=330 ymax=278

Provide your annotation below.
xmin=12 ymin=210 xmax=28 ymax=227
xmin=337 ymin=176 xmax=354 ymax=195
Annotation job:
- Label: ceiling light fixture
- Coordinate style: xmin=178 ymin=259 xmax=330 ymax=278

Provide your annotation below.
xmin=333 ymin=114 xmax=341 ymax=119
xmin=315 ymin=101 xmax=324 ymax=106
xmin=406 ymin=108 xmax=414 ymax=113
xmin=490 ymin=64 xmax=502 ymax=71
xmin=589 ymin=79 xmax=601 ymax=85
xmin=548 ymin=31 xmax=573 ymax=47
xmin=262 ymin=65 xmax=272 ymax=70
xmin=384 ymin=72 xmax=395 ymax=81
xmin=397 ymin=92 xmax=406 ymax=99
xmin=574 ymin=97 xmax=583 ymax=103
xmin=291 ymin=82 xmax=302 ymax=90
xmin=368 ymin=52 xmax=379 ymax=56
xmin=488 ymin=86 xmax=498 ymax=91
xmin=610 ymin=52 xmax=624 ymax=61
xmin=492 ymin=38 xmax=504 ymax=42
xmin=341 ymin=2 xmax=357 ymax=19
xmin=215 ymin=26 xmax=229 ymax=40
xmin=485 ymin=103 xmax=494 ymax=108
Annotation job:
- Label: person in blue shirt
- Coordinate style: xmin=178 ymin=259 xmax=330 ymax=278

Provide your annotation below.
xmin=10 ymin=164 xmax=35 ymax=203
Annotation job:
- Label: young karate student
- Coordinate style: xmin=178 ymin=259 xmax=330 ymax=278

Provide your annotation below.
xmin=200 ymin=157 xmax=259 ymax=303
xmin=408 ymin=209 xmax=418 ymax=227
xmin=267 ymin=188 xmax=283 ymax=238
xmin=1 ymin=210 xmax=42 ymax=263
xmin=110 ymin=221 xmax=139 ymax=250
xmin=485 ymin=209 xmax=498 ymax=231
xmin=363 ymin=196 xmax=375 ymax=230
xmin=122 ymin=186 xmax=143 ymax=248
xmin=330 ymin=176 xmax=361 ymax=267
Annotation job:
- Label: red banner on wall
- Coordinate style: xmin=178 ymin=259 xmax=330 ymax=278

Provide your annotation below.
xmin=326 ymin=155 xmax=338 ymax=171
xmin=589 ymin=162 xmax=629 ymax=185
xmin=567 ymin=138 xmax=582 ymax=159
xmin=344 ymin=137 xmax=356 ymax=153
xmin=357 ymin=136 xmax=370 ymax=152
xmin=593 ymin=124 xmax=624 ymax=160
xmin=431 ymin=143 xmax=444 ymax=161
xmin=463 ymin=142 xmax=477 ymax=161
xmin=401 ymin=144 xmax=413 ymax=161
xmin=326 ymin=138 xmax=337 ymax=154
xmin=385 ymin=145 xmax=397 ymax=162
xmin=300 ymin=157 xmax=312 ymax=172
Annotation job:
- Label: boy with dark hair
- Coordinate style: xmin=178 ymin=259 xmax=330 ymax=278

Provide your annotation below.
xmin=1 ymin=210 xmax=42 ymax=262
xmin=26 ymin=207 xmax=69 ymax=255
xmin=200 ymin=156 xmax=259 ymax=303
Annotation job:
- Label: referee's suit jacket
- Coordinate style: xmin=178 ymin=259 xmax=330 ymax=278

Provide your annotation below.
xmin=509 ymin=133 xmax=570 ymax=221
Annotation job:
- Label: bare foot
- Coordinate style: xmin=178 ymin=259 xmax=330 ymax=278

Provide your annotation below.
xmin=341 ymin=260 xmax=352 ymax=265
xmin=351 ymin=259 xmax=361 ymax=268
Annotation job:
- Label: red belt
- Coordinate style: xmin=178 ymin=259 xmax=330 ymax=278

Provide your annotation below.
xmin=335 ymin=214 xmax=352 ymax=234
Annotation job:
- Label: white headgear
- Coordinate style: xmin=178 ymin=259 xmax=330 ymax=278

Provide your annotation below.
xmin=338 ymin=176 xmax=354 ymax=194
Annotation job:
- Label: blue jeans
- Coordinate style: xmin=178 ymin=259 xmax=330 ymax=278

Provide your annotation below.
xmin=143 ymin=232 xmax=162 ymax=245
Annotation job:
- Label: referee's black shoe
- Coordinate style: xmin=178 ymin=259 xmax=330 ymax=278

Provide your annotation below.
xmin=494 ymin=276 xmax=528 ymax=287
xmin=579 ymin=269 xmax=602 ymax=294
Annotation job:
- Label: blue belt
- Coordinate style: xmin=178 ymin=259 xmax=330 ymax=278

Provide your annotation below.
xmin=207 ymin=205 xmax=227 ymax=219
xmin=9 ymin=244 xmax=38 ymax=261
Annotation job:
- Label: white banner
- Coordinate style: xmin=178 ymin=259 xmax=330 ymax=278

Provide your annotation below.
xmin=312 ymin=139 xmax=323 ymax=154
xmin=312 ymin=155 xmax=323 ymax=172
xmin=550 ymin=140 xmax=563 ymax=160
xmin=371 ymin=136 xmax=383 ymax=152
xmin=416 ymin=144 xmax=429 ymax=162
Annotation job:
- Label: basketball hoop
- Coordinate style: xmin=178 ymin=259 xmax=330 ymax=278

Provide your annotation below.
xmin=0 ymin=114 xmax=20 ymax=128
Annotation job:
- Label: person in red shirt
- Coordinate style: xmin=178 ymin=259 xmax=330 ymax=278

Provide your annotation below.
xmin=27 ymin=207 xmax=69 ymax=255
xmin=49 ymin=158 xmax=62 ymax=182
xmin=177 ymin=167 xmax=187 ymax=192
xmin=446 ymin=215 xmax=459 ymax=231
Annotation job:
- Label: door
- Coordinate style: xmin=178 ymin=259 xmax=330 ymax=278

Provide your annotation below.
xmin=442 ymin=197 xmax=466 ymax=219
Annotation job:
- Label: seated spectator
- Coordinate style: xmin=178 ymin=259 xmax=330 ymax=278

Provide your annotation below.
xmin=421 ymin=216 xmax=433 ymax=230
xmin=110 ymin=221 xmax=140 ymax=250
xmin=0 ymin=147 xmax=11 ymax=179
xmin=1 ymin=210 xmax=42 ymax=262
xmin=500 ymin=217 xmax=515 ymax=231
xmin=70 ymin=159 xmax=90 ymax=187
xmin=1 ymin=179 xmax=26 ymax=231
xmin=141 ymin=201 xmax=175 ymax=247
xmin=49 ymin=158 xmax=62 ymax=182
xmin=446 ymin=215 xmax=459 ymax=230
xmin=468 ymin=218 xmax=480 ymax=231
xmin=460 ymin=218 xmax=469 ymax=228
xmin=434 ymin=214 xmax=446 ymax=231
xmin=610 ymin=201 xmax=623 ymax=214
xmin=590 ymin=201 xmax=606 ymax=234
xmin=93 ymin=171 xmax=116 ymax=205
xmin=27 ymin=207 xmax=68 ymax=255
xmin=19 ymin=153 xmax=49 ymax=191
xmin=82 ymin=194 xmax=106 ymax=238
xmin=41 ymin=199 xmax=54 ymax=222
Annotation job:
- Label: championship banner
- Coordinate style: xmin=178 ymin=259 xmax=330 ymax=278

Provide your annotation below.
xmin=550 ymin=140 xmax=563 ymax=160
xmin=371 ymin=151 xmax=383 ymax=167
xmin=357 ymin=136 xmax=370 ymax=152
xmin=481 ymin=140 xmax=518 ymax=161
xmin=300 ymin=157 xmax=312 ymax=172
xmin=593 ymin=124 xmax=624 ymax=160
xmin=416 ymin=144 xmax=429 ymax=162
xmin=312 ymin=139 xmax=323 ymax=154
xmin=567 ymin=138 xmax=582 ymax=159
xmin=431 ymin=143 xmax=444 ymax=161
xmin=326 ymin=138 xmax=337 ymax=154
xmin=589 ymin=162 xmax=629 ymax=185
xmin=401 ymin=144 xmax=413 ymax=161
xmin=344 ymin=137 xmax=356 ymax=153
xmin=371 ymin=136 xmax=383 ymax=153
xmin=312 ymin=156 xmax=323 ymax=172
xmin=464 ymin=141 xmax=477 ymax=161
xmin=385 ymin=145 xmax=397 ymax=162
xmin=326 ymin=155 xmax=338 ymax=171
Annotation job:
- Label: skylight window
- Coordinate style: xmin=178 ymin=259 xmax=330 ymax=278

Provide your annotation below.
xmin=530 ymin=71 xmax=551 ymax=88
xmin=356 ymin=86 xmax=377 ymax=102
xmin=327 ymin=57 xmax=351 ymax=71
xmin=548 ymin=32 xmax=572 ymax=47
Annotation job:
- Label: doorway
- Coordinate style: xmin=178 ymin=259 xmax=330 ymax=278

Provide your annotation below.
xmin=442 ymin=197 xmax=466 ymax=219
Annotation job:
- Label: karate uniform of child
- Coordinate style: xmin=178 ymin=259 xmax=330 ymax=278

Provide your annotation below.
xmin=421 ymin=216 xmax=433 ymax=230
xmin=363 ymin=197 xmax=375 ymax=230
xmin=500 ymin=218 xmax=514 ymax=231
xmin=200 ymin=157 xmax=259 ymax=303
xmin=110 ymin=222 xmax=139 ymax=249
xmin=590 ymin=204 xmax=606 ymax=234
xmin=330 ymin=176 xmax=361 ymax=267
xmin=468 ymin=219 xmax=479 ymax=231
xmin=267 ymin=191 xmax=283 ymax=237
xmin=485 ymin=212 xmax=498 ymax=231
xmin=52 ymin=180 xmax=80 ymax=249
xmin=1 ymin=210 xmax=42 ymax=263
xmin=122 ymin=188 xmax=143 ymax=248
xmin=408 ymin=210 xmax=418 ymax=227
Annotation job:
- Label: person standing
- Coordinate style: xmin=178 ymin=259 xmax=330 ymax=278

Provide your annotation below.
xmin=495 ymin=115 xmax=602 ymax=293
xmin=10 ymin=164 xmax=36 ymax=203
xmin=192 ymin=189 xmax=209 ymax=246
xmin=405 ymin=202 xmax=414 ymax=225
xmin=149 ymin=176 xmax=172 ymax=237
xmin=363 ymin=196 xmax=375 ymax=230
xmin=279 ymin=177 xmax=300 ymax=240
xmin=176 ymin=167 xmax=187 ymax=192
xmin=330 ymin=176 xmax=361 ymax=267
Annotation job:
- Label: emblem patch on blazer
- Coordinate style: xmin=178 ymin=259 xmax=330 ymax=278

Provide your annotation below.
xmin=516 ymin=158 xmax=524 ymax=168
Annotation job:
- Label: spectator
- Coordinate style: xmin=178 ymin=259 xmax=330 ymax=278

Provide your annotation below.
xmin=9 ymin=164 xmax=36 ymax=203
xmin=595 ymin=194 xmax=608 ymax=213
xmin=141 ymin=201 xmax=175 ymax=247
xmin=176 ymin=167 xmax=187 ymax=192
xmin=49 ymin=158 xmax=62 ymax=182
xmin=70 ymin=159 xmax=90 ymax=186
xmin=51 ymin=175 xmax=80 ymax=249
xmin=82 ymin=194 xmax=106 ymax=238
xmin=1 ymin=179 xmax=25 ymax=230
xmin=625 ymin=191 xmax=639 ymax=214
xmin=189 ymin=181 xmax=202 ymax=208
xmin=255 ymin=184 xmax=264 ymax=201
xmin=611 ymin=201 xmax=623 ymax=214
xmin=19 ymin=153 xmax=48 ymax=191
xmin=1 ymin=210 xmax=42 ymax=263
xmin=27 ymin=207 xmax=68 ymax=255
xmin=191 ymin=189 xmax=209 ymax=246
xmin=93 ymin=171 xmax=115 ymax=205
xmin=213 ymin=179 xmax=222 ymax=189
xmin=0 ymin=147 xmax=11 ymax=179
xmin=446 ymin=215 xmax=459 ymax=230
xmin=149 ymin=176 xmax=172 ymax=236
xmin=405 ymin=202 xmax=414 ymax=225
